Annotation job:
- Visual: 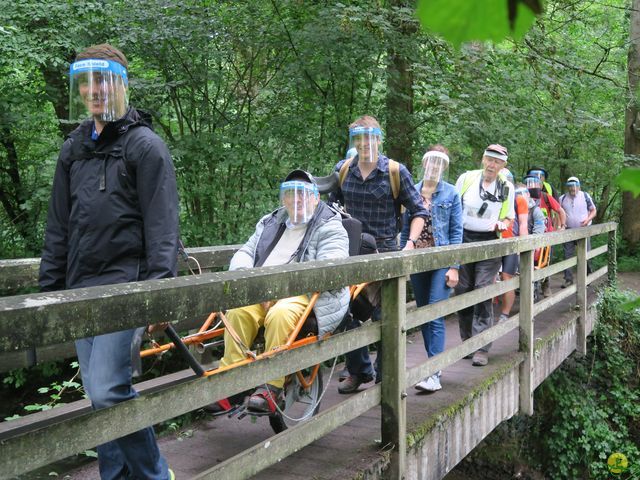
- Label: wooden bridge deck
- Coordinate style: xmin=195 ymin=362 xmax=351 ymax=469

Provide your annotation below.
xmin=37 ymin=274 xmax=610 ymax=480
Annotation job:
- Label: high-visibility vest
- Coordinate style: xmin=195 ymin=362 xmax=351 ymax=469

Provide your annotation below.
xmin=459 ymin=169 xmax=511 ymax=221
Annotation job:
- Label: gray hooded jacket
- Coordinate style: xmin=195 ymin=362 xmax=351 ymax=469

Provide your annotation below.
xmin=229 ymin=201 xmax=350 ymax=336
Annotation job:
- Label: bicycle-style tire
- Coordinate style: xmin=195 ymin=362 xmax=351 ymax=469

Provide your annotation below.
xmin=269 ymin=366 xmax=323 ymax=434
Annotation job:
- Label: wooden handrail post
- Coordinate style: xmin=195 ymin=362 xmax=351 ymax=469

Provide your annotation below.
xmin=576 ymin=237 xmax=588 ymax=355
xmin=518 ymin=249 xmax=534 ymax=415
xmin=380 ymin=276 xmax=406 ymax=480
xmin=608 ymin=228 xmax=617 ymax=287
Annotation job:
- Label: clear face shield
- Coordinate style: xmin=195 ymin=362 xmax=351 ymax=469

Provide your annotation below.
xmin=565 ymin=179 xmax=580 ymax=195
xmin=348 ymin=126 xmax=382 ymax=164
xmin=525 ymin=176 xmax=542 ymax=198
xmin=69 ymin=59 xmax=129 ymax=123
xmin=525 ymin=176 xmax=542 ymax=190
xmin=279 ymin=181 xmax=319 ymax=225
xmin=529 ymin=170 xmax=545 ymax=182
xmin=422 ymin=151 xmax=449 ymax=185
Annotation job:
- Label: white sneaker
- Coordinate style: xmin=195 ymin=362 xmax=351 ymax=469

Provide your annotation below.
xmin=415 ymin=374 xmax=442 ymax=392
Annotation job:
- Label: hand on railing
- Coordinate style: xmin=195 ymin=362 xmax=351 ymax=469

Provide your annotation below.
xmin=445 ymin=268 xmax=459 ymax=288
xmin=494 ymin=221 xmax=508 ymax=232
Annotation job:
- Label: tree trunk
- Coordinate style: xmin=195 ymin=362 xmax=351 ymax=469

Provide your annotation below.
xmin=0 ymin=121 xmax=41 ymax=254
xmin=623 ymin=0 xmax=640 ymax=252
xmin=385 ymin=2 xmax=417 ymax=173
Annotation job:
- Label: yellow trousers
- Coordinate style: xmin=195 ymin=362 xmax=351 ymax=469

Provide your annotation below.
xmin=219 ymin=294 xmax=310 ymax=389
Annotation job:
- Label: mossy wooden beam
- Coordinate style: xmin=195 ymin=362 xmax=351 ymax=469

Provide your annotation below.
xmin=533 ymin=283 xmax=577 ymax=315
xmin=0 ymin=224 xmax=615 ymax=354
xmin=608 ymin=229 xmax=617 ymax=287
xmin=576 ymin=239 xmax=588 ymax=356
xmin=406 ymin=277 xmax=518 ymax=330
xmin=0 ymin=314 xmax=206 ymax=372
xmin=380 ymin=277 xmax=406 ymax=480
xmin=518 ymin=250 xmax=534 ymax=415
xmin=0 ymin=258 xmax=40 ymax=295
xmin=0 ymin=245 xmax=240 ymax=295
xmin=532 ymin=257 xmax=576 ymax=282
xmin=586 ymin=244 xmax=608 ymax=260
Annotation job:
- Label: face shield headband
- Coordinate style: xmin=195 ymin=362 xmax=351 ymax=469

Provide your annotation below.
xmin=422 ymin=151 xmax=449 ymax=184
xmin=69 ymin=59 xmax=129 ymax=123
xmin=565 ymin=180 xmax=580 ymax=188
xmin=279 ymin=181 xmax=319 ymax=225
xmin=529 ymin=169 xmax=545 ymax=181
xmin=349 ymin=126 xmax=382 ymax=163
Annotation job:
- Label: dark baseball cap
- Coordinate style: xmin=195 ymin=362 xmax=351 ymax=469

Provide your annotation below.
xmin=284 ymin=169 xmax=316 ymax=184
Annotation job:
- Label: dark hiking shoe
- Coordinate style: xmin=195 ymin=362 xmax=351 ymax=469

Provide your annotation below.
xmin=472 ymin=351 xmax=489 ymax=367
xmin=247 ymin=385 xmax=284 ymax=414
xmin=338 ymin=374 xmax=375 ymax=394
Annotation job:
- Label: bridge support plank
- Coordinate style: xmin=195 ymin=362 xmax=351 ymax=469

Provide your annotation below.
xmin=608 ymin=229 xmax=617 ymax=287
xmin=518 ymin=250 xmax=534 ymax=415
xmin=380 ymin=277 xmax=406 ymax=480
xmin=576 ymin=238 xmax=588 ymax=355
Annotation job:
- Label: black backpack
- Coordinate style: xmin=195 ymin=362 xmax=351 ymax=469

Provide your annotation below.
xmin=316 ymin=171 xmax=379 ymax=326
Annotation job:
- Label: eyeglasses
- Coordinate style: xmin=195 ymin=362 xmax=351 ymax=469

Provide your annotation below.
xmin=479 ymin=182 xmax=500 ymax=202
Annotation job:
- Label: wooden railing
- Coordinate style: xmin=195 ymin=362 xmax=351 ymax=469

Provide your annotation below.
xmin=0 ymin=223 xmax=617 ymax=480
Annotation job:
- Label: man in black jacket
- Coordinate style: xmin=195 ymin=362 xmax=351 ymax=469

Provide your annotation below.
xmin=39 ymin=44 xmax=177 ymax=480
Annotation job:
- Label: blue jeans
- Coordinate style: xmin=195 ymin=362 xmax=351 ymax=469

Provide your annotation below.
xmin=76 ymin=329 xmax=170 ymax=480
xmin=410 ymin=267 xmax=451 ymax=359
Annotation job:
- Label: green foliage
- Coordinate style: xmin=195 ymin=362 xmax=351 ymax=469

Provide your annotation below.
xmin=1 ymin=361 xmax=82 ymax=420
xmin=3 ymin=368 xmax=27 ymax=389
xmin=617 ymin=168 xmax=640 ymax=198
xmin=531 ymin=287 xmax=640 ymax=479
xmin=416 ymin=0 xmax=538 ymax=47
xmin=0 ymin=0 xmax=628 ymax=254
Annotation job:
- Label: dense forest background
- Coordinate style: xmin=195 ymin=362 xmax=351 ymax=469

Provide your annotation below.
xmin=0 ymin=0 xmax=630 ymax=258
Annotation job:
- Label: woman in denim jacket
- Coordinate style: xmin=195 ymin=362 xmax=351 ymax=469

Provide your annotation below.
xmin=400 ymin=145 xmax=463 ymax=392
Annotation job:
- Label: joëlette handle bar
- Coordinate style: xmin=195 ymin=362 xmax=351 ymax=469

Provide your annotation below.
xmin=164 ymin=324 xmax=206 ymax=376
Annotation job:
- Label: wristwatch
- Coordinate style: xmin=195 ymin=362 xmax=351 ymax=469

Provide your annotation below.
xmin=409 ymin=238 xmax=418 ymax=247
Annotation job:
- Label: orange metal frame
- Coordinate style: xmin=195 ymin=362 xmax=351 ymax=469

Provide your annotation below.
xmin=140 ymin=284 xmax=368 ymax=385
xmin=535 ymin=245 xmax=551 ymax=269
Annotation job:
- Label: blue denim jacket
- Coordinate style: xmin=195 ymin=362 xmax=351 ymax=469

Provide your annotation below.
xmin=400 ymin=180 xmax=463 ymax=266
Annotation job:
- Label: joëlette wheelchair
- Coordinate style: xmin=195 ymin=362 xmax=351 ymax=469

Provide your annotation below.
xmin=140 ymin=172 xmax=377 ymax=434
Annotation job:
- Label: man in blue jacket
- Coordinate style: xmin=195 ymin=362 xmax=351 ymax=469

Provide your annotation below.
xmin=39 ymin=44 xmax=178 ymax=480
